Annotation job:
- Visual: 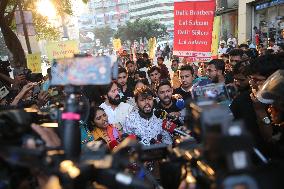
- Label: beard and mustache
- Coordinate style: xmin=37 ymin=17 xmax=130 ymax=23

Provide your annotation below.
xmin=210 ymin=75 xmax=219 ymax=83
xmin=161 ymin=95 xmax=172 ymax=106
xmin=107 ymin=94 xmax=121 ymax=105
xmin=138 ymin=104 xmax=154 ymax=119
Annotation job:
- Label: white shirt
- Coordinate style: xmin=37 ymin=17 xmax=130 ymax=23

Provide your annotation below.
xmin=227 ymin=38 xmax=237 ymax=47
xmin=100 ymin=102 xmax=133 ymax=126
xmin=218 ymin=47 xmax=228 ymax=55
xmin=123 ymin=110 xmax=172 ymax=146
xmin=249 ymin=43 xmax=256 ymax=49
xmin=268 ymin=45 xmax=280 ymax=53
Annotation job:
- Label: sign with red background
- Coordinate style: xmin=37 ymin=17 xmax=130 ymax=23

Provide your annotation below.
xmin=173 ymin=0 xmax=216 ymax=61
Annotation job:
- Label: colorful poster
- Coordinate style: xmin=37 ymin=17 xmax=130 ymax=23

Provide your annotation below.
xmin=46 ymin=40 xmax=79 ymax=60
xmin=211 ymin=16 xmax=221 ymax=59
xmin=27 ymin=53 xmax=41 ymax=73
xmin=113 ymin=38 xmax=122 ymax=51
xmin=173 ymin=0 xmax=216 ymax=61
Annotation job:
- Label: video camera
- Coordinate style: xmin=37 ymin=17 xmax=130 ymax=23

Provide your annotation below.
xmin=185 ymin=99 xmax=261 ymax=188
xmin=0 ymin=107 xmax=60 ymax=145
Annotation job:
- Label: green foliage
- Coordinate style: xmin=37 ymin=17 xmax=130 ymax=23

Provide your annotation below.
xmin=51 ymin=0 xmax=73 ymax=16
xmin=33 ymin=14 xmax=61 ymax=41
xmin=114 ymin=19 xmax=168 ymax=43
xmin=3 ymin=0 xmax=88 ymax=41
xmin=94 ymin=26 xmax=115 ymax=47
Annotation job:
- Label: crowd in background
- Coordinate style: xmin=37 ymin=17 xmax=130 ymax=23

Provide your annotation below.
xmin=1 ymin=37 xmax=284 ymax=160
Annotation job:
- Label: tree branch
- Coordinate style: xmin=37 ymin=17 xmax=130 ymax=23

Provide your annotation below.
xmin=4 ymin=4 xmax=17 ymax=25
xmin=0 ymin=0 xmax=9 ymax=19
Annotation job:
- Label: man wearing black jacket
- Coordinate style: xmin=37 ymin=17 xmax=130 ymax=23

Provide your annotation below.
xmin=173 ymin=64 xmax=194 ymax=102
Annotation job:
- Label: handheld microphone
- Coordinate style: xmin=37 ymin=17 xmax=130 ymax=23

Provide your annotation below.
xmin=150 ymin=138 xmax=156 ymax=145
xmin=150 ymin=134 xmax=163 ymax=145
xmin=121 ymin=133 xmax=141 ymax=142
xmin=176 ymin=98 xmax=185 ymax=110
xmin=162 ymin=120 xmax=190 ymax=137
xmin=154 ymin=109 xmax=176 ymax=120
xmin=109 ymin=140 xmax=119 ymax=150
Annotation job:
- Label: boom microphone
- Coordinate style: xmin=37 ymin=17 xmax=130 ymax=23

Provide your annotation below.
xmin=176 ymin=98 xmax=185 ymax=110
xmin=109 ymin=140 xmax=119 ymax=150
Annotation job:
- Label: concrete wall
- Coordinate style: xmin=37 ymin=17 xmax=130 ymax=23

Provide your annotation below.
xmin=238 ymin=0 xmax=255 ymax=44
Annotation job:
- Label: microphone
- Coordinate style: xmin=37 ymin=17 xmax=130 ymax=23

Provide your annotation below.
xmin=121 ymin=133 xmax=141 ymax=141
xmin=154 ymin=109 xmax=176 ymax=120
xmin=176 ymin=98 xmax=185 ymax=110
xmin=150 ymin=134 xmax=163 ymax=144
xmin=162 ymin=120 xmax=190 ymax=137
xmin=109 ymin=140 xmax=119 ymax=150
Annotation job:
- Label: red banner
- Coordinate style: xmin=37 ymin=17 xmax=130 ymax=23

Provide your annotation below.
xmin=173 ymin=0 xmax=216 ymax=61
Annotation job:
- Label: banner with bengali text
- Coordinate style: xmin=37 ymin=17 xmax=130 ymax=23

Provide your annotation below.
xmin=46 ymin=40 xmax=79 ymax=60
xmin=173 ymin=0 xmax=216 ymax=61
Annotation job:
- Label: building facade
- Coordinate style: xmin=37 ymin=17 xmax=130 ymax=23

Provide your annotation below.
xmin=238 ymin=0 xmax=284 ymax=45
xmin=88 ymin=0 xmax=130 ymax=30
xmin=128 ymin=0 xmax=174 ymax=36
xmin=216 ymin=0 xmax=238 ymax=43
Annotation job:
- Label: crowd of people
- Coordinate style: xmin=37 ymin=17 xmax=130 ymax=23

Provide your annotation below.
xmin=1 ymin=38 xmax=284 ymax=188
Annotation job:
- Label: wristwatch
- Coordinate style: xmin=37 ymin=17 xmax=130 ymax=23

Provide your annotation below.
xmin=262 ymin=117 xmax=271 ymax=125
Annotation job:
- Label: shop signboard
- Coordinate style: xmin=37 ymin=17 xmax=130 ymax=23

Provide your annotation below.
xmin=256 ymin=0 xmax=284 ymax=10
xmin=173 ymin=0 xmax=216 ymax=61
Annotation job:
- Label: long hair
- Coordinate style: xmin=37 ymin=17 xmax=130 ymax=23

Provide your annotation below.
xmin=87 ymin=106 xmax=105 ymax=131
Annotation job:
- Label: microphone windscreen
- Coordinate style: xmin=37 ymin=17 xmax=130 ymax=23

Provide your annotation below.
xmin=154 ymin=109 xmax=163 ymax=118
xmin=154 ymin=109 xmax=167 ymax=119
xmin=109 ymin=140 xmax=119 ymax=149
xmin=176 ymin=98 xmax=185 ymax=110
xmin=127 ymin=134 xmax=137 ymax=140
xmin=162 ymin=120 xmax=176 ymax=134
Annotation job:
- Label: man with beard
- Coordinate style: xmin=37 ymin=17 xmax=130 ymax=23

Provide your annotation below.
xmin=206 ymin=59 xmax=226 ymax=84
xmin=125 ymin=60 xmax=136 ymax=89
xmin=117 ymin=67 xmax=133 ymax=100
xmin=123 ymin=86 xmax=172 ymax=145
xmin=231 ymin=54 xmax=284 ymax=156
xmin=156 ymin=80 xmax=184 ymax=124
xmin=157 ymin=57 xmax=170 ymax=80
xmin=230 ymin=61 xmax=261 ymax=143
xmin=100 ymin=81 xmax=133 ymax=128
xmin=173 ymin=64 xmax=194 ymax=101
